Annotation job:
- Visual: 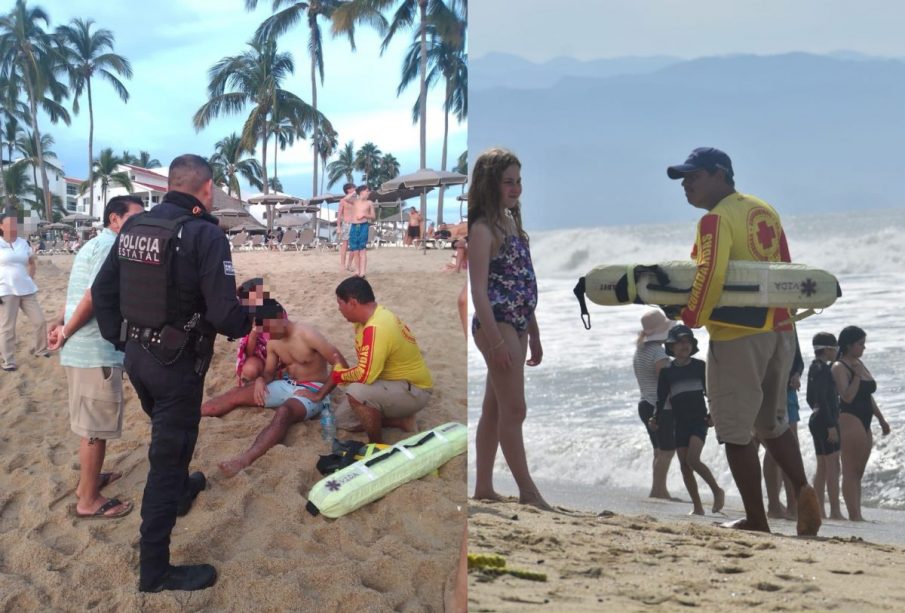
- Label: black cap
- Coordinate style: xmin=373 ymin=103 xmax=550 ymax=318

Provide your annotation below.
xmin=667 ymin=147 xmax=734 ymax=180
xmin=665 ymin=324 xmax=699 ymax=356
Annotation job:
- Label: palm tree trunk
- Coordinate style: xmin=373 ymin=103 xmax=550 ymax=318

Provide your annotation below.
xmin=0 ymin=120 xmax=7 ymax=205
xmin=438 ymin=104 xmax=449 ymax=225
xmin=418 ymin=0 xmax=428 ymax=236
xmin=262 ymin=121 xmax=270 ymax=195
xmin=87 ymin=78 xmax=95 ymax=217
xmin=23 ymin=74 xmax=53 ymax=221
xmin=311 ymin=50 xmax=319 ymax=197
xmin=273 ymin=136 xmax=278 ymax=184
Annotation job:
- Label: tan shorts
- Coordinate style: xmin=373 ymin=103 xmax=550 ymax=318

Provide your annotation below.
xmin=344 ymin=379 xmax=432 ymax=419
xmin=706 ymin=331 xmax=794 ymax=445
xmin=65 ymin=366 xmax=125 ymax=439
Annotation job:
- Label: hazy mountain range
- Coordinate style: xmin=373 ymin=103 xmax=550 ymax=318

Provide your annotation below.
xmin=470 ymin=52 xmax=905 ymax=230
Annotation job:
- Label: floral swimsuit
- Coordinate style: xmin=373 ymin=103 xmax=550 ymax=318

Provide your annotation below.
xmin=472 ymin=233 xmax=538 ymax=335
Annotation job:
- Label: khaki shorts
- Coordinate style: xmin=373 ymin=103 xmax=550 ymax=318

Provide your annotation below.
xmin=65 ymin=366 xmax=124 ymax=439
xmin=706 ymin=331 xmax=794 ymax=446
xmin=341 ymin=379 xmax=432 ymax=421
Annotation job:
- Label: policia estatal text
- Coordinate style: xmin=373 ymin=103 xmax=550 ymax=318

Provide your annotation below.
xmin=93 ymin=154 xmax=250 ymax=593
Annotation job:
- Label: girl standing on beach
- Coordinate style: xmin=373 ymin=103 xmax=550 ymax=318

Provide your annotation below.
xmin=632 ymin=309 xmax=677 ymax=499
xmin=468 ymin=147 xmax=550 ymax=510
xmin=832 ymin=326 xmax=891 ymax=521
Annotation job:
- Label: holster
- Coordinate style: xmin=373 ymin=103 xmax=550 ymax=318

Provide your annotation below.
xmin=192 ymin=334 xmax=215 ymax=377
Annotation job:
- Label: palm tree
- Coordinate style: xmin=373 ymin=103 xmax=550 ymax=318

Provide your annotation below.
xmin=326 ymin=140 xmax=355 ymax=188
xmin=375 ymin=152 xmax=400 ymax=186
xmin=453 ymin=149 xmax=465 ymax=174
xmin=354 ymin=141 xmax=382 ymax=188
xmin=270 ymin=113 xmax=298 ymax=186
xmin=312 ymin=122 xmax=338 ymax=193
xmin=79 ymin=147 xmax=132 ymax=206
xmin=2 ymin=162 xmax=35 ymax=211
xmin=0 ymin=0 xmax=72 ymax=221
xmin=136 ymin=151 xmax=160 ymax=169
xmin=248 ymin=0 xmax=352 ymax=197
xmin=0 ymin=75 xmax=27 ymax=204
xmin=55 ymin=17 xmax=132 ymax=219
xmin=211 ymin=132 xmax=263 ymax=200
xmin=399 ymin=19 xmax=465 ymax=223
xmin=334 ymin=0 xmax=464 ymax=222
xmin=15 ymin=129 xmax=61 ymax=207
xmin=193 ymin=38 xmax=327 ymax=197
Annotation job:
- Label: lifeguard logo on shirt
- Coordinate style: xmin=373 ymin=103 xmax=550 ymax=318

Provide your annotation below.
xmin=119 ymin=232 xmax=162 ymax=265
xmin=746 ymin=207 xmax=781 ymax=261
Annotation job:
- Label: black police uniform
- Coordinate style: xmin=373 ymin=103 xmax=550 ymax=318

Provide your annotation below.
xmin=92 ymin=191 xmax=250 ymax=590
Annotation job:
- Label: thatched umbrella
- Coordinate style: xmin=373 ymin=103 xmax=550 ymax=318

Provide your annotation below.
xmin=247 ymin=191 xmax=302 ymax=233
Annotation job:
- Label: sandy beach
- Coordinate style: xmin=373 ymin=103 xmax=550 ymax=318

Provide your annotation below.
xmin=0 ymin=246 xmax=466 ymax=610
xmin=468 ymin=480 xmax=905 ymax=612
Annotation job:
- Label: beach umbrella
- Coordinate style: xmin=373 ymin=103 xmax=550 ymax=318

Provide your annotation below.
xmin=457 ymin=193 xmax=467 ymax=221
xmin=247 ymin=191 xmax=303 ymax=232
xmin=230 ymin=223 xmax=266 ymax=234
xmin=308 ymin=192 xmax=343 ymax=205
xmin=211 ymin=208 xmax=247 ymax=218
xmin=276 ymin=214 xmax=311 ymax=228
xmin=275 ymin=202 xmax=319 ymax=214
xmin=380 ymin=169 xmax=467 ymax=191
xmin=380 ymin=169 xmax=467 ymax=252
xmin=45 ymin=222 xmax=75 ymax=230
xmin=61 ymin=212 xmax=98 ymax=225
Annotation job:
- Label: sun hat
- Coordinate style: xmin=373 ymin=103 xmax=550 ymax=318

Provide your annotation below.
xmin=640 ymin=309 xmax=675 ymax=343
xmin=664 ymin=324 xmax=699 ymax=357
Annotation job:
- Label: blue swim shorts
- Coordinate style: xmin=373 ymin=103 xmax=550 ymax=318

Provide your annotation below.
xmin=264 ymin=377 xmax=329 ymax=419
xmin=348 ymin=222 xmax=369 ymax=251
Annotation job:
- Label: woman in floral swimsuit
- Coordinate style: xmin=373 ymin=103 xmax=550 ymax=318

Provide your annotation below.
xmin=468 ymin=147 xmax=549 ymax=510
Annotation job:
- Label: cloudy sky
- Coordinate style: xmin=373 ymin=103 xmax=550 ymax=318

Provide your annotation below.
xmin=31 ymin=0 xmax=466 ymax=217
xmin=472 ymin=0 xmax=905 ymax=61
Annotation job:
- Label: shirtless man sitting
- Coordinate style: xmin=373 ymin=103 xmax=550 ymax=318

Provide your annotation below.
xmin=201 ymin=299 xmax=348 ymax=477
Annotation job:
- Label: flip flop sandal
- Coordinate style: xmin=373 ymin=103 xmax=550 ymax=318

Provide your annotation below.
xmin=75 ymin=471 xmax=123 ymax=497
xmin=69 ymin=498 xmax=133 ymax=520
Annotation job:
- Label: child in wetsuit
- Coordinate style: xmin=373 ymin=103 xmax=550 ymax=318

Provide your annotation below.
xmin=806 ymin=331 xmax=843 ymax=520
xmin=650 ymin=325 xmax=724 ymax=515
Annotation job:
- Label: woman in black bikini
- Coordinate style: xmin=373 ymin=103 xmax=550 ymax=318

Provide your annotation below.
xmin=831 ymin=326 xmax=891 ymax=521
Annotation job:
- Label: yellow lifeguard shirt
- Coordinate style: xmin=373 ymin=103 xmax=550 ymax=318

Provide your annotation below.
xmin=681 ymin=192 xmax=793 ymax=342
xmin=331 ymin=305 xmax=433 ymax=389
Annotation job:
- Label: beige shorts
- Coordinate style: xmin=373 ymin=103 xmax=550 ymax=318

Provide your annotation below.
xmin=706 ymin=330 xmax=794 ymax=446
xmin=342 ymin=379 xmax=432 ymax=420
xmin=65 ymin=366 xmax=125 ymax=439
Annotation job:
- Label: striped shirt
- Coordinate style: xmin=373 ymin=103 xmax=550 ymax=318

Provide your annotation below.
xmin=60 ymin=229 xmax=124 ymax=368
xmin=633 ymin=341 xmax=667 ymax=405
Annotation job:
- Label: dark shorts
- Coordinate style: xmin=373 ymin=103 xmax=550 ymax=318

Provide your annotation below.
xmin=675 ymin=412 xmax=708 ymax=449
xmin=638 ymin=401 xmax=675 ymax=451
xmin=808 ymin=415 xmax=841 ymax=456
xmin=407 ymin=225 xmax=420 ymax=238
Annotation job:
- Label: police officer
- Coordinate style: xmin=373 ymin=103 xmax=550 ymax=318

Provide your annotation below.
xmin=92 ymin=154 xmax=251 ymax=592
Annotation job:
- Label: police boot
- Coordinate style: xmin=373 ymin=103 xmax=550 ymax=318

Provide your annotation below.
xmin=139 ymin=564 xmax=217 ymax=592
xmin=176 ymin=471 xmax=207 ymax=517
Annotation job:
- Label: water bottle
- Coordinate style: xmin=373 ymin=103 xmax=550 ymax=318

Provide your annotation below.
xmin=320 ymin=405 xmax=336 ymax=443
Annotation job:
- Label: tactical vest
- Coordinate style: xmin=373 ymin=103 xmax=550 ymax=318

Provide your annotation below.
xmin=118 ymin=214 xmax=194 ymax=329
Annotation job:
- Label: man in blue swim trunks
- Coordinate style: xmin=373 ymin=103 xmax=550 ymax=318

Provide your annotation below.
xmin=201 ymin=299 xmax=349 ymax=477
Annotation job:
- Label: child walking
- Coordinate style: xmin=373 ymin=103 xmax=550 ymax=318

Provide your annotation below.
xmin=651 ymin=325 xmax=724 ymax=515
xmin=806 ymin=331 xmax=843 ymax=519
xmin=468 ymin=147 xmax=549 ymax=510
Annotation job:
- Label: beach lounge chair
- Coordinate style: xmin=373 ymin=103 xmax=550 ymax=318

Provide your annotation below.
xmin=297 ymin=228 xmax=316 ymax=251
xmin=279 ymin=229 xmax=299 ymax=251
xmin=249 ymin=235 xmax=265 ymax=251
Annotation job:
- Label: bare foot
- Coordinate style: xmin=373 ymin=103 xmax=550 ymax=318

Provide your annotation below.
xmin=829 ymin=511 xmax=845 ymax=520
xmin=218 ymin=458 xmax=248 ymax=478
xmin=796 ymin=485 xmax=822 ymax=536
xmin=712 ymin=488 xmax=725 ymax=513
xmin=649 ymin=491 xmax=680 ymax=501
xmin=767 ymin=505 xmax=787 ymax=519
xmin=690 ymin=508 xmax=705 ymax=516
xmin=519 ymin=491 xmax=553 ymax=511
xmin=720 ymin=517 xmax=771 ymax=533
xmin=473 ymin=490 xmax=505 ymax=502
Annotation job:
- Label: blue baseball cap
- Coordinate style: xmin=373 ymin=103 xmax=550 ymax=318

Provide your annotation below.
xmin=667 ymin=147 xmax=734 ymax=180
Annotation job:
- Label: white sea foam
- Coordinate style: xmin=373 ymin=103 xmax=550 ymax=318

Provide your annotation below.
xmin=468 ymin=209 xmax=905 ymax=510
